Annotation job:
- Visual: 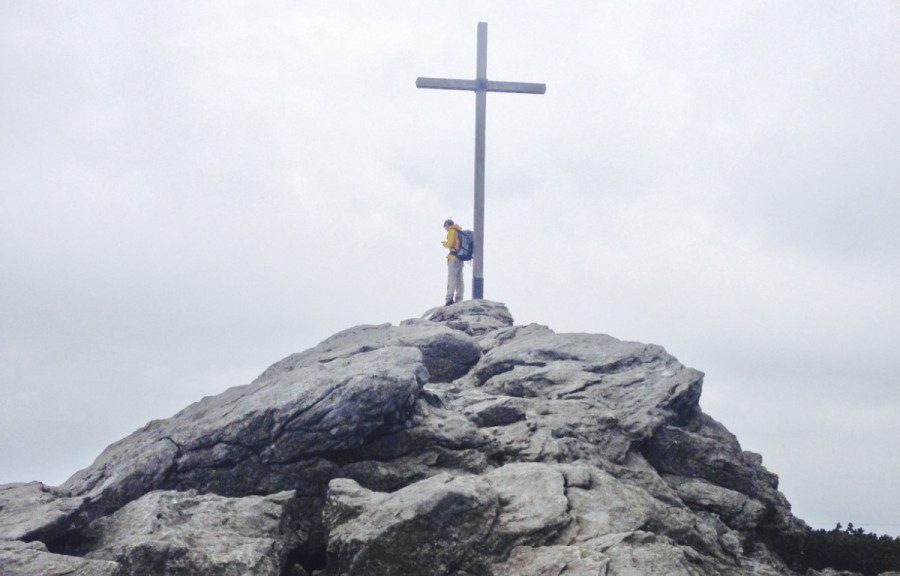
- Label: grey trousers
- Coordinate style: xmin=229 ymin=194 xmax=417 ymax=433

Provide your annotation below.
xmin=446 ymin=259 xmax=464 ymax=303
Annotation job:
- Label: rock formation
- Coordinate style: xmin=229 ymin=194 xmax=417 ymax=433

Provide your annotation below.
xmin=0 ymin=301 xmax=888 ymax=575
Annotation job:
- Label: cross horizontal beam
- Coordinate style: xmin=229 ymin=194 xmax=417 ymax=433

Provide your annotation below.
xmin=416 ymin=77 xmax=477 ymax=91
xmin=485 ymin=80 xmax=546 ymax=94
xmin=416 ymin=77 xmax=546 ymax=94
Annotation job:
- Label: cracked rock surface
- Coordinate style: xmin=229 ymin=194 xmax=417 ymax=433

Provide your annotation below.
xmin=1 ymin=300 xmax=823 ymax=575
xmin=73 ymin=490 xmax=302 ymax=576
xmin=0 ymin=540 xmax=121 ymax=576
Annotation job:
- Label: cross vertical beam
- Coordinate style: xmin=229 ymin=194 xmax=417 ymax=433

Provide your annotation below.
xmin=473 ymin=22 xmax=487 ymax=299
xmin=416 ymin=22 xmax=545 ymax=301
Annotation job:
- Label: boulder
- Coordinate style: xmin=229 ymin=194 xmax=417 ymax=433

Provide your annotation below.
xmin=260 ymin=321 xmax=481 ymax=383
xmin=492 ymin=543 xmax=610 ymax=576
xmin=422 ymin=300 xmax=514 ymax=336
xmin=456 ymin=324 xmax=703 ymax=464
xmin=0 ymin=540 xmax=121 ymax=576
xmin=324 ymin=463 xmax=575 ymax=575
xmin=392 ymin=319 xmax=482 ymax=381
xmin=54 ymin=345 xmax=428 ymax=532
xmin=323 ymin=461 xmax=751 ymax=575
xmin=327 ymin=393 xmax=488 ymax=492
xmin=0 ymin=482 xmax=85 ymax=542
xmin=663 ymin=475 xmax=767 ymax=531
xmin=73 ymin=490 xmax=301 ymax=576
xmin=601 ymin=531 xmax=705 ymax=576
xmin=324 ymin=473 xmax=499 ymax=576
xmin=487 ymin=463 xmax=570 ymax=549
xmin=642 ymin=412 xmax=797 ymax=532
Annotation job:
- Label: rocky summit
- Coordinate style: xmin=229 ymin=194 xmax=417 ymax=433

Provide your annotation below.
xmin=0 ymin=301 xmax=875 ymax=575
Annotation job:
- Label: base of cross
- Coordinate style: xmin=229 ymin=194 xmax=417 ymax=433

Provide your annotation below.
xmin=473 ymin=278 xmax=484 ymax=300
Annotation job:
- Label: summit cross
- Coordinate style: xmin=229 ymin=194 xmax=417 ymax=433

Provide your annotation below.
xmin=416 ymin=22 xmax=546 ymax=300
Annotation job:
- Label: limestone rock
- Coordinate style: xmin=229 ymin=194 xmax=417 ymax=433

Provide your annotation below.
xmin=487 ymin=463 xmax=570 ymax=549
xmin=58 ymin=344 xmax=430 ymax=529
xmin=422 ymin=300 xmax=514 ymax=336
xmin=324 ymin=473 xmax=499 ymax=576
xmin=0 ymin=301 xmax=826 ymax=576
xmin=323 ymin=461 xmax=752 ymax=576
xmin=492 ymin=543 xmax=611 ymax=576
xmin=324 ymin=463 xmax=576 ymax=576
xmin=462 ymin=396 xmax=526 ymax=427
xmin=642 ymin=413 xmax=798 ymax=532
xmin=260 ymin=321 xmax=481 ymax=383
xmin=454 ymin=324 xmax=703 ymax=465
xmin=469 ymin=327 xmax=701 ymax=432
xmin=602 ymin=531 xmax=705 ymax=576
xmin=0 ymin=482 xmax=85 ymax=542
xmin=0 ymin=540 xmax=121 ymax=576
xmin=329 ymin=393 xmax=487 ymax=492
xmin=73 ymin=490 xmax=301 ymax=576
xmin=663 ymin=475 xmax=767 ymax=531
xmin=322 ymin=479 xmax=387 ymax=532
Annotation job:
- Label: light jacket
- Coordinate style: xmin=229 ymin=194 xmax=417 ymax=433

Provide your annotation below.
xmin=442 ymin=225 xmax=462 ymax=260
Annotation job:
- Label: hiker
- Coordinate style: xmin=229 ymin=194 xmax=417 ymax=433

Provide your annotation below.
xmin=442 ymin=219 xmax=464 ymax=305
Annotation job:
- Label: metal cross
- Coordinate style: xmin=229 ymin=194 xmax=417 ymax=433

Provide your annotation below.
xmin=416 ymin=22 xmax=546 ymax=300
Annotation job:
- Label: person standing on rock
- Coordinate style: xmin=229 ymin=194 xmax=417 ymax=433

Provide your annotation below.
xmin=442 ymin=219 xmax=464 ymax=306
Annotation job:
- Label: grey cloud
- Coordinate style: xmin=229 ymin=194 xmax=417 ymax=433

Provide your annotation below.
xmin=1 ymin=0 xmax=898 ymax=535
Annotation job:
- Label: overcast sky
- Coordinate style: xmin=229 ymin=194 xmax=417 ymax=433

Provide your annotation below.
xmin=2 ymin=1 xmax=898 ymax=535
